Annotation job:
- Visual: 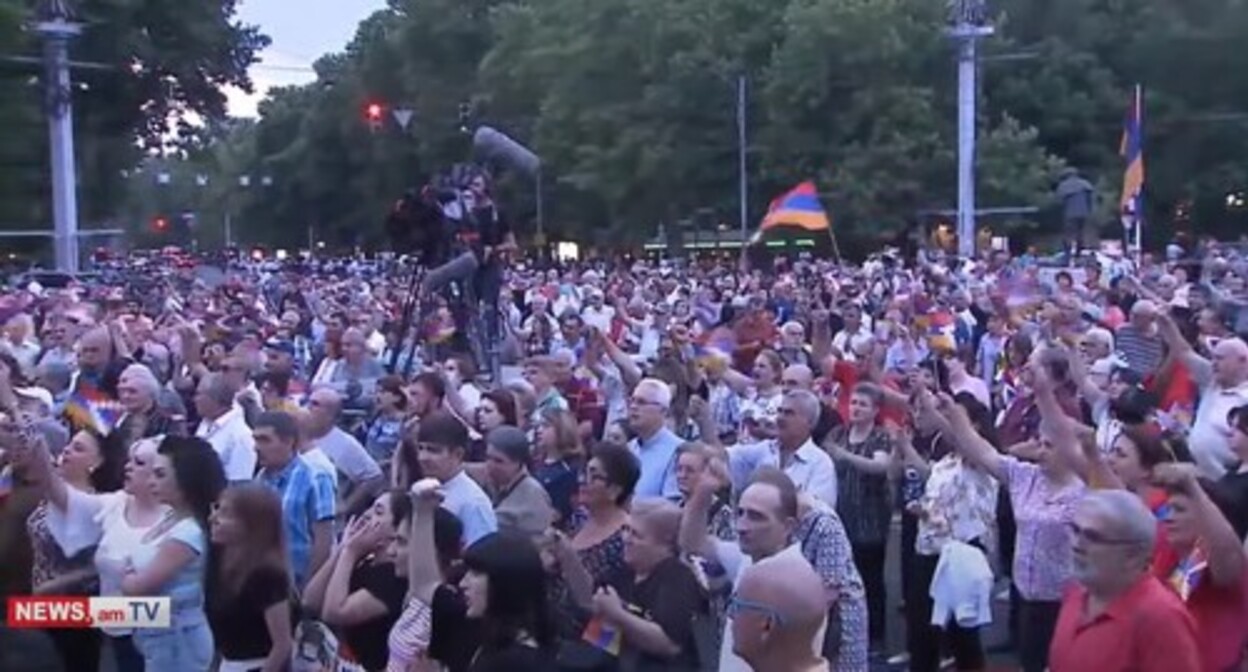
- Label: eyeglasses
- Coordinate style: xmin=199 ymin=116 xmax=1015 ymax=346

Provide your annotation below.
xmin=726 ymin=593 xmax=786 ymax=626
xmin=629 ymin=397 xmax=663 ymax=408
xmin=1067 ymin=522 xmax=1137 ymax=546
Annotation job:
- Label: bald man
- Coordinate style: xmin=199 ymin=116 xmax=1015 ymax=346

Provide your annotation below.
xmin=62 ymin=326 xmax=128 ymax=434
xmin=306 ymin=387 xmax=385 ymax=517
xmin=1158 ymin=312 xmax=1248 ymax=478
xmin=732 ymin=550 xmax=832 ymax=672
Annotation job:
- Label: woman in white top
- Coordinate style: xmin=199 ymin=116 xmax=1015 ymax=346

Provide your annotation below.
xmin=40 ymin=435 xmax=168 ymax=672
xmin=120 ymin=436 xmax=226 ymax=672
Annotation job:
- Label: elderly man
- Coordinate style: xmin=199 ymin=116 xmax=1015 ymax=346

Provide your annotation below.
xmin=1048 ymin=490 xmax=1201 ymax=672
xmin=627 ymin=378 xmax=684 ymax=500
xmin=732 ymin=550 xmax=834 ymax=672
xmin=727 ymin=389 xmax=838 ymax=508
xmin=681 ymin=468 xmax=838 ymax=672
xmin=1114 ymin=299 xmax=1166 ymax=377
xmin=1158 ymin=311 xmax=1248 ymax=478
xmin=194 ymin=372 xmax=257 ymax=482
xmin=305 ymin=387 xmax=385 ymax=518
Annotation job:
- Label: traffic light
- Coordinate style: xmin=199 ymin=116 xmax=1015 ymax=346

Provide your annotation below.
xmin=365 ymin=102 xmax=384 ymax=131
xmin=458 ymin=102 xmax=471 ymax=133
xmin=152 ymin=216 xmax=168 ymax=232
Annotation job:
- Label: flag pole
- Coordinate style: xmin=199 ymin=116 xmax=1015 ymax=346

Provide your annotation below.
xmin=1134 ymin=84 xmax=1144 ymax=262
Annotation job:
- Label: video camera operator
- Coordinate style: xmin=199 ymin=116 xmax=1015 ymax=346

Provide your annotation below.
xmin=420 ymin=170 xmax=517 ymax=341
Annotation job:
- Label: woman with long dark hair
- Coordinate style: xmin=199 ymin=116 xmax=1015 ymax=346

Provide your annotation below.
xmin=207 ymin=482 xmax=294 ymax=672
xmin=120 ymin=436 xmax=226 ymax=672
xmin=460 ymin=533 xmax=557 ymax=671
xmin=22 ymin=427 xmax=126 ymax=671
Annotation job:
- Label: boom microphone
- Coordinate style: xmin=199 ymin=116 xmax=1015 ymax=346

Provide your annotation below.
xmin=472 ymin=127 xmax=541 ymax=177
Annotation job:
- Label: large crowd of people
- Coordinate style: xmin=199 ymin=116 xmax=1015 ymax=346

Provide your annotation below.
xmin=1 ymin=240 xmax=1248 ymax=672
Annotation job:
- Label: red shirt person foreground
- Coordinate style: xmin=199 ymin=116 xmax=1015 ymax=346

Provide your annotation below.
xmin=1048 ymin=489 xmax=1202 ymax=672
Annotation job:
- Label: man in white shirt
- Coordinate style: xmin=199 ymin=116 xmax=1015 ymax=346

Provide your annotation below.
xmin=194 ymin=373 xmax=257 ymax=482
xmin=581 ymin=289 xmax=615 ymax=333
xmin=305 ymin=387 xmax=386 ymax=517
xmin=1158 ymin=313 xmax=1248 ymax=478
xmin=412 ymin=410 xmax=498 ymax=547
xmin=679 ymin=467 xmax=827 ymax=672
xmin=729 ymin=390 xmax=838 ymax=508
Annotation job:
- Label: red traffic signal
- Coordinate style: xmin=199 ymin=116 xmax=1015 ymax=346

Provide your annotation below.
xmin=153 ymin=216 xmax=168 ymax=231
xmin=366 ymin=103 xmax=383 ymax=121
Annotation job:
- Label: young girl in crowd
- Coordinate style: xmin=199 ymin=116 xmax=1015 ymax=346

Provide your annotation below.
xmin=207 ymin=482 xmax=295 ymax=672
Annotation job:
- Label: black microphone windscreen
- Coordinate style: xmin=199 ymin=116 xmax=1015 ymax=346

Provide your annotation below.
xmin=472 ymin=127 xmax=541 ymax=176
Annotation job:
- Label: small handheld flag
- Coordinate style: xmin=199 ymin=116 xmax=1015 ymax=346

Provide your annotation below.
xmin=581 ymin=614 xmax=623 ymax=656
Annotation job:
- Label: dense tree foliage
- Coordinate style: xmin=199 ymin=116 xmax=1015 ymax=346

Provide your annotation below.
xmin=0 ymin=0 xmax=268 ymax=253
xmin=15 ymin=0 xmax=1248 ymax=254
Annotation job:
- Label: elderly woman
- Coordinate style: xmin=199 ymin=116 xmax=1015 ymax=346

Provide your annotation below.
xmin=930 ymin=376 xmax=1086 ymax=672
xmin=111 ymin=364 xmax=183 ymax=452
xmin=591 ymin=500 xmax=708 ymax=669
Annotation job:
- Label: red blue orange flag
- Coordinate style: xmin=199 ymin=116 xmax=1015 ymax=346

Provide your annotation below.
xmin=1120 ymin=85 xmax=1144 ymax=228
xmin=760 ymin=181 xmax=831 ymax=233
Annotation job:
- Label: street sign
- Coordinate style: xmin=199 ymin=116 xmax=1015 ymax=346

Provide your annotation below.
xmin=393 ymin=107 xmax=414 ymax=131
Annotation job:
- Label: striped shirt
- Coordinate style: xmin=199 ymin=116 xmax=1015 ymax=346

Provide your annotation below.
xmin=1114 ymin=324 xmax=1165 ymax=377
xmin=257 ymin=456 xmax=335 ymax=586
xmin=386 ymin=597 xmax=433 ymax=672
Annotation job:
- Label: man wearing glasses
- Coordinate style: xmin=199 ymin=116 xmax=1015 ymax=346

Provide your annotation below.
xmin=731 ymin=551 xmax=833 ymax=672
xmin=679 ymin=467 xmax=828 ymax=672
xmin=1048 ymin=490 xmax=1202 ymax=672
xmin=627 ymin=379 xmax=683 ymax=501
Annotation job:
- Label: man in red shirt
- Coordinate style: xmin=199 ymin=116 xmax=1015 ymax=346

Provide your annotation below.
xmin=1049 ymin=490 xmax=1203 ymax=672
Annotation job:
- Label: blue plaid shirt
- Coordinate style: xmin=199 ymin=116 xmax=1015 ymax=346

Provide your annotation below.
xmin=258 ymin=456 xmax=336 ymax=586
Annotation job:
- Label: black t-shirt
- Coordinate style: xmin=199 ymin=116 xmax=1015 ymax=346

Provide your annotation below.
xmin=616 ymin=556 xmax=708 ymax=671
xmin=341 ymin=559 xmax=407 ymax=672
xmin=1211 ymin=470 xmax=1248 ymax=539
xmin=430 ymin=583 xmax=482 ymax=672
xmin=468 ymin=642 xmax=558 ymax=672
xmin=205 ymin=565 xmax=291 ymax=661
xmin=455 ymin=202 xmax=510 ymax=264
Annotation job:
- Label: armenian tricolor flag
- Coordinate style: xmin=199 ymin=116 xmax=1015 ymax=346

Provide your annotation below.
xmin=759 ymin=181 xmax=831 ymax=233
xmin=581 ymin=614 xmax=623 ymax=656
xmin=1120 ymin=85 xmax=1145 ymax=230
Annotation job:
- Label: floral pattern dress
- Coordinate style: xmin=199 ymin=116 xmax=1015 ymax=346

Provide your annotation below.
xmin=915 ymin=455 xmax=999 ymax=557
xmin=795 ymin=508 xmax=869 ymax=672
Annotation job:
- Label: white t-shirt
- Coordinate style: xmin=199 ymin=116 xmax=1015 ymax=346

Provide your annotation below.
xmin=43 ymin=490 xmax=168 ymax=636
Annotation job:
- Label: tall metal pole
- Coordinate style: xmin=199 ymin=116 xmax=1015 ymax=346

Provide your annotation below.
xmin=737 ymin=75 xmax=748 ymax=239
xmin=949 ymin=2 xmax=993 ymax=259
xmin=36 ymin=13 xmax=83 ymax=273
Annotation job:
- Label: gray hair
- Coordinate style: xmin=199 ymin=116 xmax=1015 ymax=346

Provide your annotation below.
xmin=120 ymin=364 xmax=161 ymax=399
xmin=198 ymin=373 xmax=236 ymax=408
xmin=784 ymin=389 xmax=821 ymax=427
xmin=1082 ymin=489 xmax=1157 ymax=557
xmin=634 ymin=378 xmax=673 ymax=410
